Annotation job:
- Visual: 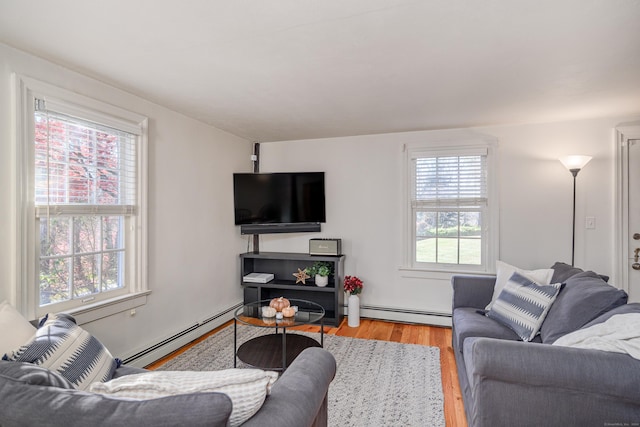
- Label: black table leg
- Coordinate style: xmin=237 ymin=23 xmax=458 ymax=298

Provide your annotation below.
xmin=233 ymin=318 xmax=237 ymax=368
xmin=282 ymin=327 xmax=287 ymax=370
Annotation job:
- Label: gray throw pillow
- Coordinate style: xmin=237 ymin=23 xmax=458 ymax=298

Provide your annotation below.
xmin=549 ymin=262 xmax=610 ymax=283
xmin=549 ymin=262 xmax=584 ymax=283
xmin=540 ymin=271 xmax=628 ymax=344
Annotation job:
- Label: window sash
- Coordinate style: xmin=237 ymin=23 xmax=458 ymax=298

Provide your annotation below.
xmin=38 ymin=214 xmax=127 ymax=308
xmin=34 ymin=103 xmax=137 ymax=209
xmin=411 ymin=154 xmax=487 ymax=208
xmin=412 ymin=207 xmax=486 ymax=266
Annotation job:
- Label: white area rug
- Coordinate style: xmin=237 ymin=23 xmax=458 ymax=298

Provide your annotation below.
xmin=157 ymin=325 xmax=445 ymax=427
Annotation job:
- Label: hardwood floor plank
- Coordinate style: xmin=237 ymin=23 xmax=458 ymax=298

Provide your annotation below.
xmin=390 ymin=322 xmax=404 ymax=343
xmin=146 ymin=317 xmax=467 ymax=426
xmin=367 ymin=319 xmax=395 ymax=341
xmin=418 ymin=324 xmax=432 ymax=346
xmin=334 ymin=320 xmax=361 ymax=337
xmin=401 ymin=323 xmax=420 ymax=344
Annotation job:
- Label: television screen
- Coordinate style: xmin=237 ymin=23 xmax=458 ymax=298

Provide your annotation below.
xmin=233 ymin=172 xmax=326 ymax=226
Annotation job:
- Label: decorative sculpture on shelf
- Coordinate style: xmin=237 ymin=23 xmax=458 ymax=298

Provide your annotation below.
xmin=292 ymin=268 xmax=310 ymax=284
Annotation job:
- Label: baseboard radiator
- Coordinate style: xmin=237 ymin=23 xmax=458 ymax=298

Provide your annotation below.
xmin=356 ymin=304 xmax=452 ymax=327
xmin=121 ymin=303 xmax=242 ymax=365
xmin=122 ymin=302 xmax=450 ymax=366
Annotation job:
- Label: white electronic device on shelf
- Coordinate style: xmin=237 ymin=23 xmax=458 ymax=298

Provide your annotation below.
xmin=243 ymin=272 xmax=275 ymax=283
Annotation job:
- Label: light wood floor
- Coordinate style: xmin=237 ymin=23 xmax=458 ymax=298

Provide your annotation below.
xmin=147 ymin=318 xmax=467 ymax=427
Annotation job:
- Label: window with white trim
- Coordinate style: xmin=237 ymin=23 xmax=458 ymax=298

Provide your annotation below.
xmin=406 ymin=143 xmax=497 ymax=272
xmin=15 ymin=76 xmax=148 ymax=319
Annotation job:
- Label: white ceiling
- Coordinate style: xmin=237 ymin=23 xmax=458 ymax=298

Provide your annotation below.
xmin=1 ymin=0 xmax=639 ymax=142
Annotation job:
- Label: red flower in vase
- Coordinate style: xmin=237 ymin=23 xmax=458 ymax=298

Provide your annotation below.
xmin=344 ymin=275 xmax=363 ymax=295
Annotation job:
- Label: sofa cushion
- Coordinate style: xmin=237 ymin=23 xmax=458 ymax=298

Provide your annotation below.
xmin=0 ymin=373 xmax=232 ymax=427
xmin=540 ymin=271 xmax=628 ymax=344
xmin=486 ymin=272 xmax=562 ymax=341
xmin=3 ymin=313 xmax=118 ymax=390
xmin=0 ymin=301 xmax=36 ymax=357
xmin=486 ymin=261 xmax=554 ymax=310
xmin=90 ymin=369 xmax=278 ymax=427
xmin=0 ymin=361 xmax=74 ymax=389
xmin=453 ymin=307 xmax=522 ymax=353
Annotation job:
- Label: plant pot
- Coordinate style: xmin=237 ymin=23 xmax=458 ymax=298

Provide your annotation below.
xmin=348 ymin=294 xmax=360 ymax=327
xmin=315 ymin=274 xmax=329 ymax=287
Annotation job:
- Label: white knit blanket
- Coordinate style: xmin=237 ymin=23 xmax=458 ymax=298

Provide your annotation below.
xmin=553 ymin=313 xmax=640 ymax=360
xmin=90 ymin=369 xmax=278 ymax=427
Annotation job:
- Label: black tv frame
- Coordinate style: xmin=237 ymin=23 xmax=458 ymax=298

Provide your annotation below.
xmin=233 ymin=172 xmax=325 ymax=235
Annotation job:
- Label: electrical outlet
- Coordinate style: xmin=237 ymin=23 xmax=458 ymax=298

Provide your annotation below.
xmin=585 ymin=217 xmax=596 ymax=229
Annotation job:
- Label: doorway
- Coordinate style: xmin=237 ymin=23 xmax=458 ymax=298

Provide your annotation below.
xmin=616 ymin=125 xmax=640 ymax=301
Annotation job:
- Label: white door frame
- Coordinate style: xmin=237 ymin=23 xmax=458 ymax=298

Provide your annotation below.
xmin=615 ymin=124 xmax=640 ymax=293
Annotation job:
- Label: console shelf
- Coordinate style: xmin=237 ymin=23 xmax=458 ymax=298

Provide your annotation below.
xmin=240 ymin=252 xmax=345 ymax=326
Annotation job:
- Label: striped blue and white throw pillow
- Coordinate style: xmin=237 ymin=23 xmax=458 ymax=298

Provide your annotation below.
xmin=3 ymin=313 xmax=119 ymax=390
xmin=487 ymin=272 xmax=563 ymax=341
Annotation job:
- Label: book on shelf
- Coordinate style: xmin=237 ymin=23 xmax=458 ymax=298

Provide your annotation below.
xmin=243 ymin=272 xmax=275 ymax=283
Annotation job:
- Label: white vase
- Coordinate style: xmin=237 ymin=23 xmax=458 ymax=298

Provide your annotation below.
xmin=315 ymin=274 xmax=329 ymax=287
xmin=348 ymin=294 xmax=360 ymax=327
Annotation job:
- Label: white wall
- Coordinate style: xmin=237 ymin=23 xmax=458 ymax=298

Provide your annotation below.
xmin=1 ymin=43 xmax=636 ymax=356
xmin=260 ymin=116 xmax=639 ymax=325
xmin=0 ymin=43 xmax=251 ymax=362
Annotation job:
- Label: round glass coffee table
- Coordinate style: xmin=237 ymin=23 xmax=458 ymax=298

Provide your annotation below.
xmin=234 ymin=299 xmax=325 ymax=371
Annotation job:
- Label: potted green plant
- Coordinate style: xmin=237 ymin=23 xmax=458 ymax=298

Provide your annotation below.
xmin=306 ymin=262 xmax=332 ymax=287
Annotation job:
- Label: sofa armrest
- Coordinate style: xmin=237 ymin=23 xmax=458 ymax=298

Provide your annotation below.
xmin=243 ymin=347 xmax=336 ymax=427
xmin=451 ymin=275 xmax=496 ymax=310
xmin=464 ymin=337 xmax=640 ymax=426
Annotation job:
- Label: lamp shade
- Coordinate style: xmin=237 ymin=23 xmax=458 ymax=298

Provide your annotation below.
xmin=559 ymin=155 xmax=592 ymax=171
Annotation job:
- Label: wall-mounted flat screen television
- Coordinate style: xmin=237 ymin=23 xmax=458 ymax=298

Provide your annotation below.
xmin=233 ymin=172 xmax=325 ymax=234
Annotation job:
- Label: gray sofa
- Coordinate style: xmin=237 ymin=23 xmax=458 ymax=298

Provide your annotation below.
xmin=452 ymin=263 xmax=640 ymax=427
xmin=0 ymin=346 xmax=336 ymax=427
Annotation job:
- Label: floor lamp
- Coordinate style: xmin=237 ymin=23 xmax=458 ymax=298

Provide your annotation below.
xmin=559 ymin=155 xmax=592 ymax=266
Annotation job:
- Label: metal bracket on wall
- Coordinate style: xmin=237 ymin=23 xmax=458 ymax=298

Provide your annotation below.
xmin=253 ymin=142 xmax=260 ymax=254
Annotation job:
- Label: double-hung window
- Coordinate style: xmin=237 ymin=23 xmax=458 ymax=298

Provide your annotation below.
xmin=15 ymin=76 xmax=148 ymax=320
xmin=406 ymin=142 xmax=497 ymax=272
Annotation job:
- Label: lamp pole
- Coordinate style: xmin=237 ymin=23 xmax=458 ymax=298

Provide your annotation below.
xmin=570 ymin=168 xmax=579 ymax=266
xmin=559 ymin=155 xmax=592 ymax=267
